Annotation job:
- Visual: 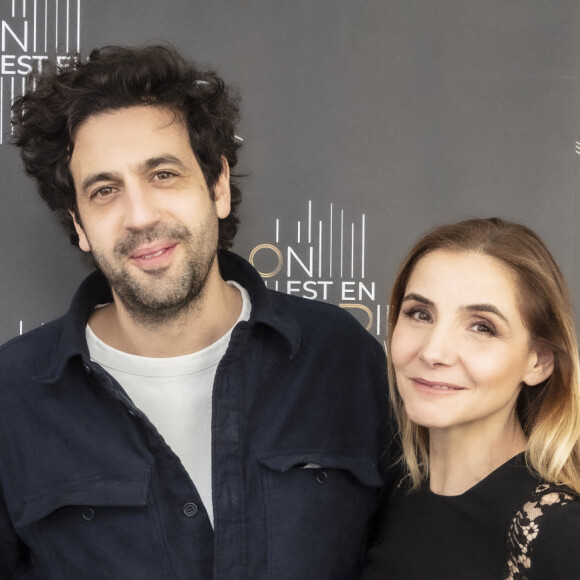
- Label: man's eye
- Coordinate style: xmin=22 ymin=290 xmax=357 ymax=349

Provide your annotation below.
xmin=154 ymin=171 xmax=176 ymax=180
xmin=91 ymin=186 xmax=114 ymax=199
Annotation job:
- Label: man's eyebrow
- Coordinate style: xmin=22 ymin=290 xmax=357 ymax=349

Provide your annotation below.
xmin=138 ymin=155 xmax=187 ymax=173
xmin=464 ymin=303 xmax=509 ymax=323
xmin=401 ymin=293 xmax=433 ymax=306
xmin=81 ymin=172 xmax=119 ymax=195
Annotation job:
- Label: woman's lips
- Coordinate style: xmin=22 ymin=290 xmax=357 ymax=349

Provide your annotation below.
xmin=411 ymin=377 xmax=465 ymax=393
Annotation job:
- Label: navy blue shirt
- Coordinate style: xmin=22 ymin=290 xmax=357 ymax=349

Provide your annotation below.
xmin=0 ymin=251 xmax=391 ymax=579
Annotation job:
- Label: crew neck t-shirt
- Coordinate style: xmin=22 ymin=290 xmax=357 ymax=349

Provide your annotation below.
xmin=85 ymin=281 xmax=251 ymax=528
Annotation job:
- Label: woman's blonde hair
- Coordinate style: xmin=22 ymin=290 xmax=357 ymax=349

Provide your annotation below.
xmin=388 ymin=217 xmax=580 ymax=492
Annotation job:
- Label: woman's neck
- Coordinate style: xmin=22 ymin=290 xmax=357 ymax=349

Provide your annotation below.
xmin=428 ymin=418 xmax=527 ymax=496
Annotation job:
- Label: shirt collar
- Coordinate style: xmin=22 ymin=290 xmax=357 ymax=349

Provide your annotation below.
xmin=42 ymin=250 xmax=300 ymax=383
xmin=42 ymin=270 xmax=113 ymax=383
xmin=218 ymin=250 xmax=301 ymax=358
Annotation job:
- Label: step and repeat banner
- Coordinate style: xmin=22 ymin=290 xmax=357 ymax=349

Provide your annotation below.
xmin=0 ymin=0 xmax=578 ymax=345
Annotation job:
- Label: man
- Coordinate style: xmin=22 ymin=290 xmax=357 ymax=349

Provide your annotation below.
xmin=1 ymin=45 xmax=391 ymax=578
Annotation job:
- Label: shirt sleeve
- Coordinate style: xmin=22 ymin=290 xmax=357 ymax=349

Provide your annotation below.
xmin=529 ymin=498 xmax=580 ymax=579
xmin=0 ymin=485 xmax=24 ymax=577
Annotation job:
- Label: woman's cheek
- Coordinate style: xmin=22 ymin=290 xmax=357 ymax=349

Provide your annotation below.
xmin=391 ymin=323 xmax=418 ymax=372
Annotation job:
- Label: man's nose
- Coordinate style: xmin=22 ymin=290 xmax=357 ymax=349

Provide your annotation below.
xmin=122 ymin=183 xmax=161 ymax=230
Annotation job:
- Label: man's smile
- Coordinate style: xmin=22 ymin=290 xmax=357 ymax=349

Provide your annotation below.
xmin=129 ymin=242 xmax=179 ymax=269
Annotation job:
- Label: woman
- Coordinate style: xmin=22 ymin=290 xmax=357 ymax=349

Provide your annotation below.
xmin=362 ymin=218 xmax=580 ymax=579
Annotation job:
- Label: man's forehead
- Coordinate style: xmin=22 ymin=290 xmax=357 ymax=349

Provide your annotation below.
xmin=72 ymin=106 xmax=191 ymax=159
xmin=72 ymin=105 xmax=187 ymax=146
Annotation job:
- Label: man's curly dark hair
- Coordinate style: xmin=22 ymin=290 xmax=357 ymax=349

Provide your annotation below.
xmin=11 ymin=44 xmax=242 ymax=249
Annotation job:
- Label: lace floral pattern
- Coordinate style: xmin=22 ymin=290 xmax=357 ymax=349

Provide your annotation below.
xmin=503 ymin=483 xmax=576 ymax=579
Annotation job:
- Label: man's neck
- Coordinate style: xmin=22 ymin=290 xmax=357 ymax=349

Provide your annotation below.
xmin=87 ymin=265 xmax=243 ymax=358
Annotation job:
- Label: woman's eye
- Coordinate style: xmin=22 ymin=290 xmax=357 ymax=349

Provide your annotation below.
xmin=472 ymin=321 xmax=496 ymax=336
xmin=402 ymin=308 xmax=432 ymax=323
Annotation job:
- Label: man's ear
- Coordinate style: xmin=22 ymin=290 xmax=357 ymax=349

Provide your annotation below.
xmin=523 ymin=349 xmax=554 ymax=387
xmin=69 ymin=210 xmax=91 ymax=253
xmin=214 ymin=156 xmax=231 ymax=220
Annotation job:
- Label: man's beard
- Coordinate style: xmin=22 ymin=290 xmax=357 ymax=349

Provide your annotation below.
xmin=91 ymin=219 xmax=218 ymax=327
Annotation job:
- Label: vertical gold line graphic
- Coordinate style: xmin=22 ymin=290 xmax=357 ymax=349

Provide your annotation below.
xmin=308 ymin=200 xmax=312 ymax=244
xmin=33 ymin=0 xmax=37 ymax=52
xmin=76 ymin=0 xmax=80 ymax=50
xmin=361 ymin=214 xmax=365 ymax=279
xmin=44 ymin=0 xmax=47 ymax=52
xmin=66 ymin=0 xmax=69 ymax=52
xmin=340 ymin=210 xmax=344 ymax=278
xmin=0 ymin=77 xmax=4 ymax=145
xmin=318 ymin=220 xmax=322 ymax=278
xmin=44 ymin=0 xmax=48 ymax=52
xmin=329 ymin=203 xmax=333 ymax=277
xmin=350 ymin=222 xmax=354 ymax=279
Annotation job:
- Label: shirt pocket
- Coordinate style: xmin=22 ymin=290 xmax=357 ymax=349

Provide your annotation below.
xmin=14 ymin=470 xmax=172 ymax=579
xmin=258 ymin=450 xmax=383 ymax=580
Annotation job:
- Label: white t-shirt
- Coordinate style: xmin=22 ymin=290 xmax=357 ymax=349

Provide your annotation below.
xmin=85 ymin=282 xmax=251 ymax=528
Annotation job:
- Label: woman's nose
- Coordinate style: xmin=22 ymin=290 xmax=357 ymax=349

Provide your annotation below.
xmin=419 ymin=324 xmax=458 ymax=367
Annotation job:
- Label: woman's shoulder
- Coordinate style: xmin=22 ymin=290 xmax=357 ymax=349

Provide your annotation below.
xmin=504 ymin=482 xmax=580 ymax=580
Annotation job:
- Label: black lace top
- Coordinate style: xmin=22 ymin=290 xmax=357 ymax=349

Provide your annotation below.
xmin=361 ymin=454 xmax=580 ymax=579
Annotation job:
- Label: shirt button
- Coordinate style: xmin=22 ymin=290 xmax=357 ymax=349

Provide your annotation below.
xmin=183 ymin=502 xmax=198 ymax=517
xmin=315 ymin=470 xmax=329 ymax=485
xmin=81 ymin=507 xmax=95 ymax=521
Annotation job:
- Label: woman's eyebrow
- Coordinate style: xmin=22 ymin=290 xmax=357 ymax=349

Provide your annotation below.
xmin=402 ymin=294 xmax=510 ymax=324
xmin=402 ymin=293 xmax=433 ymax=306
xmin=464 ymin=303 xmax=509 ymax=323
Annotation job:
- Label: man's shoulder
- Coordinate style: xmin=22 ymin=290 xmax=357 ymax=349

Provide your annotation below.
xmin=0 ymin=270 xmax=104 ymax=372
xmin=0 ymin=317 xmax=65 ymax=370
xmin=268 ymin=288 xmax=355 ymax=319
xmin=266 ymin=289 xmax=383 ymax=353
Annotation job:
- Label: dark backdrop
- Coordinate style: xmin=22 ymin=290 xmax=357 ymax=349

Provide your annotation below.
xmin=0 ymin=0 xmax=578 ymax=345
